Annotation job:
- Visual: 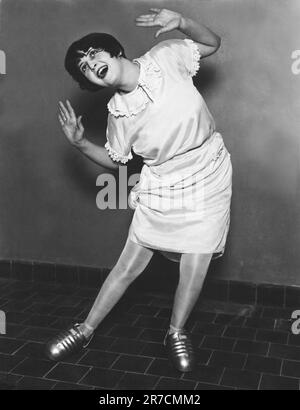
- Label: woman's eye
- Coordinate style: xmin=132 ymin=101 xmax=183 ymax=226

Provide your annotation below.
xmin=82 ymin=64 xmax=87 ymax=73
xmin=90 ymin=50 xmax=96 ymax=58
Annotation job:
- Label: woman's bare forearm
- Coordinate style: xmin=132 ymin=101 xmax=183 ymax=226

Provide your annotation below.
xmin=179 ymin=16 xmax=221 ymax=48
xmin=75 ymin=138 xmax=119 ymax=170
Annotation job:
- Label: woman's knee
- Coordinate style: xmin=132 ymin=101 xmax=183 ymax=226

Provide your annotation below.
xmin=112 ymin=240 xmax=154 ymax=281
xmin=112 ymin=260 xmax=146 ymax=282
xmin=179 ymin=253 xmax=212 ymax=281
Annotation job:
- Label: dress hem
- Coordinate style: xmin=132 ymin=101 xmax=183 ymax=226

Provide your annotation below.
xmin=128 ymin=233 xmax=225 ymax=259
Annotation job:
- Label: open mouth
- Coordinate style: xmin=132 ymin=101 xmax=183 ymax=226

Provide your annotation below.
xmin=97 ymin=65 xmax=108 ymax=79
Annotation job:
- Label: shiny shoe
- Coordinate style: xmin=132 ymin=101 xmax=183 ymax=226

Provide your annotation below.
xmin=163 ymin=328 xmax=196 ymax=372
xmin=45 ymin=323 xmax=94 ymax=361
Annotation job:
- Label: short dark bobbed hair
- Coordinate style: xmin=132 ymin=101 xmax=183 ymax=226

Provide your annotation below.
xmin=64 ymin=33 xmax=126 ymax=92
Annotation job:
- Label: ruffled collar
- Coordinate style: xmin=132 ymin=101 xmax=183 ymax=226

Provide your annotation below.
xmin=107 ymin=53 xmax=162 ymax=118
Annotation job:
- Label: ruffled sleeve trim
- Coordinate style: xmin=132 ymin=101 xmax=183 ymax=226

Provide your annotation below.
xmin=183 ymin=38 xmax=201 ymax=77
xmin=105 ymin=141 xmax=133 ymax=164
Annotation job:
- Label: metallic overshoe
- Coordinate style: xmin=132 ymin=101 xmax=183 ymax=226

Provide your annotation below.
xmin=163 ymin=328 xmax=195 ymax=372
xmin=45 ymin=323 xmax=94 ymax=361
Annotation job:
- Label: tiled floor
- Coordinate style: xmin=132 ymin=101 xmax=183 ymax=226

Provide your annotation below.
xmin=0 ymin=278 xmax=299 ymax=390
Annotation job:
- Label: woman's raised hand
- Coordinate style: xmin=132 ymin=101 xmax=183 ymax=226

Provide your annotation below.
xmin=135 ymin=8 xmax=183 ymax=38
xmin=58 ymin=100 xmax=85 ymax=147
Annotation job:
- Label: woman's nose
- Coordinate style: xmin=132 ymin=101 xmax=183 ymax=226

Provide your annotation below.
xmin=87 ymin=61 xmax=96 ymax=71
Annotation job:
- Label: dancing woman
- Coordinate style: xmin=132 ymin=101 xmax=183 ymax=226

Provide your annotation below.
xmin=45 ymin=8 xmax=232 ymax=372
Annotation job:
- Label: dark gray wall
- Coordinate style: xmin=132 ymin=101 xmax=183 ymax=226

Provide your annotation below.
xmin=0 ymin=0 xmax=299 ymax=285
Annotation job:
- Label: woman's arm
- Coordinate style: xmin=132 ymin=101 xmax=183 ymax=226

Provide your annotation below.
xmin=178 ymin=16 xmax=221 ymax=57
xmin=135 ymin=8 xmax=221 ymax=57
xmin=58 ymin=100 xmax=119 ymax=170
xmin=75 ymin=139 xmax=119 ymax=170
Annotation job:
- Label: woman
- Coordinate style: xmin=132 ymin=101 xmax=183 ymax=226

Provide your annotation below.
xmin=45 ymin=8 xmax=232 ymax=373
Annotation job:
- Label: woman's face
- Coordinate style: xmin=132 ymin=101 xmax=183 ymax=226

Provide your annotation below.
xmin=77 ymin=47 xmax=122 ymax=88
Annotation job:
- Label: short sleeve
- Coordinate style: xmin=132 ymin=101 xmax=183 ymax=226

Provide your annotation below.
xmin=149 ymin=38 xmax=201 ymax=78
xmin=105 ymin=114 xmax=133 ymax=164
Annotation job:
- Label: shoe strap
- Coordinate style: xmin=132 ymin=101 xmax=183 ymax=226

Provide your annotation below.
xmin=163 ymin=327 xmax=188 ymax=345
xmin=73 ymin=323 xmax=94 ymax=348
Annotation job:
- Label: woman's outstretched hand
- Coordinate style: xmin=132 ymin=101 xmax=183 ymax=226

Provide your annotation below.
xmin=58 ymin=100 xmax=85 ymax=147
xmin=135 ymin=8 xmax=183 ymax=38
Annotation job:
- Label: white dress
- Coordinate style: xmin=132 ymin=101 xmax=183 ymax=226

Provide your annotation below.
xmin=105 ymin=38 xmax=232 ymax=260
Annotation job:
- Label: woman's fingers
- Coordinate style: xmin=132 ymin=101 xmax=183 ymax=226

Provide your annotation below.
xmin=58 ymin=114 xmax=65 ymax=127
xmin=135 ymin=21 xmax=157 ymax=27
xmin=136 ymin=14 xmax=155 ymax=20
xmin=66 ymin=99 xmax=76 ymax=121
xmin=135 ymin=15 xmax=156 ymax=26
xmin=59 ymin=101 xmax=70 ymax=121
xmin=136 ymin=14 xmax=156 ymax=22
xmin=149 ymin=8 xmax=161 ymax=13
xmin=59 ymin=107 xmax=66 ymax=120
xmin=155 ymin=25 xmax=171 ymax=38
xmin=135 ymin=10 xmax=163 ymax=27
xmin=77 ymin=115 xmax=84 ymax=131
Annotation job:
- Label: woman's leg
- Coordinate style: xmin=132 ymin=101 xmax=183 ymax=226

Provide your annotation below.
xmin=80 ymin=237 xmax=154 ymax=337
xmin=169 ymin=252 xmax=212 ymax=332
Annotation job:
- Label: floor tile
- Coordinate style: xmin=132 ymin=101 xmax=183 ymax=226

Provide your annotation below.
xmin=12 ymin=357 xmax=56 ymax=377
xmin=223 ymin=326 xmax=256 ymax=340
xmin=269 ymin=343 xmax=300 ymax=361
xmin=116 ymin=372 xmax=159 ymax=390
xmin=288 ymin=334 xmax=300 ymax=347
xmin=146 ymin=358 xmax=183 ymax=378
xmin=182 ymin=364 xmax=224 ymax=384
xmin=256 ymin=329 xmax=288 ymax=344
xmin=78 ymin=349 xmax=120 ymax=368
xmin=0 ymin=353 xmax=25 ymax=372
xmin=220 ymin=368 xmax=261 ymax=390
xmin=14 ymin=341 xmax=49 ymax=360
xmin=79 ymin=366 xmax=124 ymax=389
xmin=262 ymin=307 xmax=293 ymax=320
xmin=233 ymin=340 xmax=269 ymax=356
xmin=195 ymin=348 xmax=213 ymax=365
xmin=0 ymin=372 xmax=22 ymax=389
xmin=281 ymin=360 xmax=300 ymax=378
xmin=137 ymin=328 xmax=166 ymax=343
xmin=201 ymin=336 xmax=235 ymax=352
xmin=133 ymin=316 xmax=167 ymax=330
xmin=195 ymin=382 xmax=234 ymax=390
xmin=244 ymin=317 xmax=275 ymax=330
xmin=155 ymin=377 xmax=197 ymax=390
xmin=244 ymin=355 xmax=281 ymax=375
xmin=0 ymin=338 xmax=26 ymax=354
xmin=45 ymin=362 xmax=91 ymax=383
xmin=259 ymin=373 xmax=299 ymax=390
xmin=127 ymin=305 xmax=161 ymax=316
xmin=16 ymin=376 xmax=56 ymax=390
xmin=52 ymin=381 xmax=94 ymax=390
xmin=193 ymin=323 xmax=225 ymax=337
xmin=214 ymin=314 xmax=245 ymax=327
xmin=112 ymin=354 xmax=153 ymax=373
xmin=139 ymin=341 xmax=167 ymax=359
xmin=107 ymin=337 xmax=146 ymax=356
xmin=18 ymin=327 xmax=57 ymax=343
xmin=209 ymin=351 xmax=246 ymax=369
xmin=107 ymin=324 xmax=144 ymax=340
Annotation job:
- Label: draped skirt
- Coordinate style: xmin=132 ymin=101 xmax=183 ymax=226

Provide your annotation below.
xmin=127 ymin=131 xmax=232 ymax=262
